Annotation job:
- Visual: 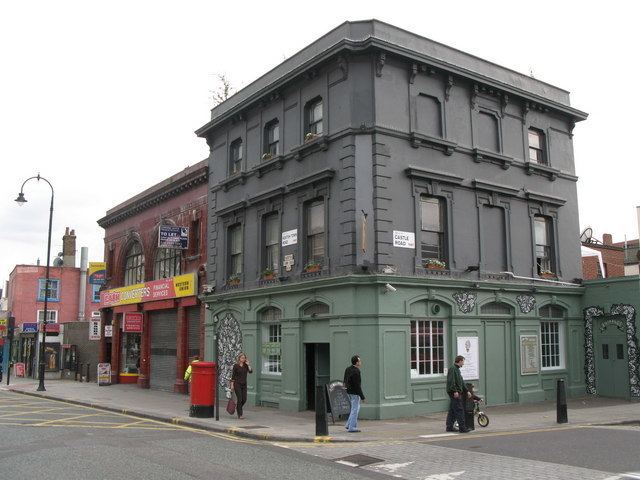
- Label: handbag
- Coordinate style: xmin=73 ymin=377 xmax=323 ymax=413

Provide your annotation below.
xmin=226 ymin=394 xmax=236 ymax=415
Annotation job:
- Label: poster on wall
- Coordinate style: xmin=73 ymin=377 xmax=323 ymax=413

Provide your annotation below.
xmin=457 ymin=336 xmax=479 ymax=380
xmin=88 ymin=262 xmax=107 ymax=285
xmin=520 ymin=335 xmax=539 ymax=375
xmin=89 ymin=320 xmax=101 ymax=341
xmin=44 ymin=344 xmax=61 ymax=371
xmin=123 ymin=313 xmax=143 ymax=333
xmin=158 ymin=225 xmax=189 ymax=249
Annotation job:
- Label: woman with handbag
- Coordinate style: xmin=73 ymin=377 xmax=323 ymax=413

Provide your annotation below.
xmin=230 ymin=353 xmax=252 ymax=419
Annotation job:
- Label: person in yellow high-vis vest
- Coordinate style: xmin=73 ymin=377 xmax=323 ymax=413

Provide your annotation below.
xmin=184 ymin=356 xmax=200 ymax=394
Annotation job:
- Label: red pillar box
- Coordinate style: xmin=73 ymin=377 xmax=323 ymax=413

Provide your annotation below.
xmin=189 ymin=361 xmax=216 ymax=418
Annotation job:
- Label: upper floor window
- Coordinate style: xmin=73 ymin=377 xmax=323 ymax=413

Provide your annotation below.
xmin=477 ymin=110 xmax=499 ymax=152
xmin=92 ymin=284 xmax=101 ymax=303
xmin=154 ymin=247 xmax=181 ymax=279
xmin=189 ymin=220 xmax=201 ymax=256
xmin=420 ymin=196 xmax=446 ymax=265
xmin=229 ymin=139 xmax=243 ymax=175
xmin=305 ymin=98 xmax=323 ymax=136
xmin=263 ymin=213 xmax=280 ymax=273
xmin=305 ymin=199 xmax=325 ymax=265
xmin=534 ymin=216 xmax=554 ymax=274
xmin=124 ymin=242 xmax=145 ymax=286
xmin=38 ymin=278 xmax=60 ymax=301
xmin=302 ymin=302 xmax=330 ymax=316
xmin=37 ymin=310 xmax=58 ymax=323
xmin=264 ymin=120 xmax=280 ymax=157
xmin=228 ymin=224 xmax=243 ymax=276
xmin=528 ymin=128 xmax=547 ymax=165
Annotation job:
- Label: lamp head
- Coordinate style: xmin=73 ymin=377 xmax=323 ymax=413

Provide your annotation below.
xmin=15 ymin=192 xmax=27 ymax=206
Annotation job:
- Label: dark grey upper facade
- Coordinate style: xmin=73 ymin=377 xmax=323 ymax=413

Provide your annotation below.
xmin=196 ymin=19 xmax=587 ymax=290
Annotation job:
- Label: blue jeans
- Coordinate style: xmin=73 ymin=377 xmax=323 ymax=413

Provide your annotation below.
xmin=345 ymin=394 xmax=361 ymax=431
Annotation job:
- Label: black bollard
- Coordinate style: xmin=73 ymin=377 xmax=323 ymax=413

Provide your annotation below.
xmin=315 ymin=385 xmax=329 ymax=436
xmin=556 ymin=378 xmax=568 ymax=423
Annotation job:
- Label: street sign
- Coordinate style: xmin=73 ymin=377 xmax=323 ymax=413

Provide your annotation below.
xmin=105 ymin=325 xmax=113 ymax=337
xmin=22 ymin=323 xmax=38 ymax=334
xmin=158 ymin=225 xmax=189 ymax=249
xmin=89 ymin=320 xmax=101 ymax=340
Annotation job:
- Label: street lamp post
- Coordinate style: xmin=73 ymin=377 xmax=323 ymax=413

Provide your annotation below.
xmin=15 ymin=174 xmax=54 ymax=392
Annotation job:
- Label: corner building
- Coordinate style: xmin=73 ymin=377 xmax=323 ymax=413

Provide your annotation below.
xmin=197 ymin=21 xmax=588 ymax=418
xmin=97 ymin=161 xmax=207 ymax=392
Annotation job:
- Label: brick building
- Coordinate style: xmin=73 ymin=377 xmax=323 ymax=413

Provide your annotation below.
xmin=97 ymin=160 xmax=208 ymax=392
xmin=581 ymin=233 xmax=625 ymax=280
xmin=6 ymin=228 xmax=98 ymax=378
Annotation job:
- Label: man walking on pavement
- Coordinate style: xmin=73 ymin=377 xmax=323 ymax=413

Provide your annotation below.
xmin=344 ymin=355 xmax=365 ymax=433
xmin=446 ymin=355 xmax=470 ymax=433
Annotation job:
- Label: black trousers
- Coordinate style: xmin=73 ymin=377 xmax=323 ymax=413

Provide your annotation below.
xmin=445 ymin=396 xmax=466 ymax=430
xmin=234 ymin=383 xmax=248 ymax=417
xmin=465 ymin=411 xmax=475 ymax=429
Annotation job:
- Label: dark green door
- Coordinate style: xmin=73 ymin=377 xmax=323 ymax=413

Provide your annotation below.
xmin=595 ymin=324 xmax=629 ymax=398
xmin=483 ymin=320 xmax=514 ymax=405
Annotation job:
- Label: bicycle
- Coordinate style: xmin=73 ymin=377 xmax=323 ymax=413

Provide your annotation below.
xmin=454 ymin=399 xmax=490 ymax=429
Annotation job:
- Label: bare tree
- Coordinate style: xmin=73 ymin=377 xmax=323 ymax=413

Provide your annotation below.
xmin=211 ymin=74 xmax=233 ymax=106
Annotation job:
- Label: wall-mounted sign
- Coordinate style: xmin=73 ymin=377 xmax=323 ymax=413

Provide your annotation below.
xmin=283 ymin=254 xmax=295 ymax=272
xmin=22 ymin=323 xmax=38 ymax=334
xmin=45 ymin=323 xmax=61 ymax=333
xmin=88 ymin=262 xmax=107 ymax=285
xmin=520 ymin=335 xmax=539 ymax=375
xmin=281 ymin=229 xmax=298 ymax=247
xmin=89 ymin=320 xmax=101 ymax=341
xmin=158 ymin=225 xmax=189 ymax=249
xmin=457 ymin=336 xmax=479 ymax=380
xmin=100 ymin=273 xmax=197 ymax=307
xmin=393 ymin=230 xmax=415 ymax=249
xmin=123 ymin=313 xmax=143 ymax=333
xmin=105 ymin=325 xmax=113 ymax=337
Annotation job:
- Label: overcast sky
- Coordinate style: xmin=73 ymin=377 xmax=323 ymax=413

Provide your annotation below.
xmin=1 ymin=0 xmax=639 ymax=289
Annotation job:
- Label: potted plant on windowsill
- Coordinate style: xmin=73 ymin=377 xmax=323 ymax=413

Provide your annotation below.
xmin=539 ymin=269 xmax=556 ymax=279
xmin=304 ymin=132 xmax=319 ymax=143
xmin=261 ymin=153 xmax=273 ymax=161
xmin=226 ymin=274 xmax=241 ymax=286
xmin=303 ymin=261 xmax=321 ymax=273
xmin=424 ymin=259 xmax=446 ymax=270
xmin=261 ymin=268 xmax=277 ymax=281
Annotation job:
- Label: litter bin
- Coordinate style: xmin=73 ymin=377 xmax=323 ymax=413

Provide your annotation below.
xmin=189 ymin=361 xmax=216 ymax=418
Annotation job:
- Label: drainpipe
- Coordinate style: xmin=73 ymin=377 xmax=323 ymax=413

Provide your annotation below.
xmin=500 ymin=271 xmax=581 ymax=287
xmin=78 ymin=247 xmax=88 ymax=321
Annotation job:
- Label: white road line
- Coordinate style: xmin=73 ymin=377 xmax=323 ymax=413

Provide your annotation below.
xmin=419 ymin=433 xmax=458 ymax=439
xmin=335 ymin=460 xmax=359 ymax=467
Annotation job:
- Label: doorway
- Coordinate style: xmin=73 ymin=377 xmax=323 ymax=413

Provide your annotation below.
xmin=305 ymin=343 xmax=330 ymax=410
xmin=482 ymin=320 xmax=515 ymax=405
xmin=595 ymin=317 xmax=629 ymax=398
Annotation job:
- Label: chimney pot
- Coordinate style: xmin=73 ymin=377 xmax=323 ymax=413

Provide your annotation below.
xmin=603 ymin=233 xmax=613 ymax=245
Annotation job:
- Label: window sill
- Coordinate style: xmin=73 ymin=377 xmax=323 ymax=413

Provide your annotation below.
xmin=541 ymin=367 xmax=566 ymax=373
xmin=473 ymin=148 xmax=513 ymax=170
xmin=301 ymin=268 xmax=325 ymax=280
xmin=218 ymin=171 xmax=248 ymax=192
xmin=292 ymin=135 xmax=329 ymax=161
xmin=260 ymin=372 xmax=283 ymax=377
xmin=410 ymin=374 xmax=446 ymax=384
xmin=254 ymin=155 xmax=284 ymax=178
xmin=410 ymin=132 xmax=457 ymax=156
xmin=524 ymin=161 xmax=559 ymax=181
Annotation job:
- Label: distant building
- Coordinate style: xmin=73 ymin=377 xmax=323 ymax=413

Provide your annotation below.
xmin=613 ymin=238 xmax=639 ymax=276
xmin=97 ymin=160 xmax=208 ymax=392
xmin=5 ymin=228 xmax=98 ymax=379
xmin=581 ymin=233 xmax=625 ymax=280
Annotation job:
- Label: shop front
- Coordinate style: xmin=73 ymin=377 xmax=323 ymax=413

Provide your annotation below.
xmin=100 ymin=273 xmax=201 ymax=392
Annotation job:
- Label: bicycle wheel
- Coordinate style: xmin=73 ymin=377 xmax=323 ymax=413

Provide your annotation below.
xmin=477 ymin=413 xmax=489 ymax=427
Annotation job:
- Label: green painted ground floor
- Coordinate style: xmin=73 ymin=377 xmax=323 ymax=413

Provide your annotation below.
xmin=202 ymin=275 xmax=638 ymax=419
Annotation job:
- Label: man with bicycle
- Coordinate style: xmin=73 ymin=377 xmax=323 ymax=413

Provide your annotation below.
xmin=445 ymin=355 xmax=470 ymax=433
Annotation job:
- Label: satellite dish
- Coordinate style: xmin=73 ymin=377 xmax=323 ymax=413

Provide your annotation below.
xmin=580 ymin=227 xmax=593 ymax=244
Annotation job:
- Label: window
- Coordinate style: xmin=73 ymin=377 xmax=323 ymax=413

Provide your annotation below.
xmin=37 ymin=310 xmax=58 ymax=323
xmin=264 ymin=120 xmax=280 ymax=156
xmin=261 ymin=308 xmax=282 ymax=374
xmin=37 ymin=278 xmax=60 ymax=301
xmin=228 ymin=224 xmax=243 ymax=276
xmin=540 ymin=305 xmax=565 ymax=370
xmin=305 ymin=199 xmax=325 ymax=264
xmin=480 ymin=302 xmax=512 ymax=315
xmin=154 ymin=247 xmax=181 ymax=279
xmin=263 ymin=213 xmax=280 ymax=273
xmin=420 ymin=196 xmax=445 ymax=263
xmin=302 ymin=302 xmax=329 ymax=316
xmin=528 ymin=129 xmax=547 ymax=165
xmin=124 ymin=242 xmax=145 ymax=286
xmin=92 ymin=284 xmax=101 ymax=303
xmin=305 ymin=98 xmax=323 ymax=136
xmin=230 ymin=139 xmax=243 ymax=175
xmin=534 ymin=216 xmax=554 ymax=274
xmin=190 ymin=220 xmax=201 ymax=256
xmin=477 ymin=111 xmax=499 ymax=152
xmin=411 ymin=319 xmax=445 ymax=377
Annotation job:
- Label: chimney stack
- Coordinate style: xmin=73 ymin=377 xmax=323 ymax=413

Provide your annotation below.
xmin=63 ymin=227 xmax=77 ymax=267
xmin=602 ymin=233 xmax=612 ymax=246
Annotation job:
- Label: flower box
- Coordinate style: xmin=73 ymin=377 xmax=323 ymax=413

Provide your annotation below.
xmin=539 ymin=272 xmax=556 ymax=279
xmin=226 ymin=276 xmax=241 ymax=286
xmin=424 ymin=260 xmax=446 ymax=270
xmin=304 ymin=263 xmax=321 ymax=273
xmin=261 ymin=270 xmax=277 ymax=281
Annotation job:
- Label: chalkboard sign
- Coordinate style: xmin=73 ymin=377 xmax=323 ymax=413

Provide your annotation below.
xmin=325 ymin=380 xmax=351 ymax=424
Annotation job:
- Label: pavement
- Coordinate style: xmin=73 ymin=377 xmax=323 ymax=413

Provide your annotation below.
xmin=2 ymin=376 xmax=639 ymax=443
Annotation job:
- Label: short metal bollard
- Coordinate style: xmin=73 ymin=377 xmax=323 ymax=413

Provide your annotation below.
xmin=315 ymin=385 xmax=329 ymax=436
xmin=86 ymin=363 xmax=91 ymax=383
xmin=556 ymin=378 xmax=568 ymax=423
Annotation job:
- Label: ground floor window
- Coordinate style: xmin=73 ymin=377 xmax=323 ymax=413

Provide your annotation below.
xmin=410 ymin=319 xmax=445 ymax=377
xmin=121 ymin=332 xmax=141 ymax=373
xmin=261 ymin=308 xmax=282 ymax=374
xmin=540 ymin=320 xmax=564 ymax=369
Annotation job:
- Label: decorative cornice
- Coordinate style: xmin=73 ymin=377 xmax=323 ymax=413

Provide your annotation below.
xmin=472 ymin=148 xmax=513 ymax=170
xmin=524 ymin=190 xmax=567 ymax=206
xmin=97 ymin=167 xmax=208 ymax=228
xmin=405 ymin=166 xmax=464 ymax=185
xmin=409 ymin=132 xmax=457 ymax=156
xmin=287 ymin=168 xmax=335 ymax=192
xmin=472 ymin=179 xmax=520 ymax=197
xmin=215 ymin=199 xmax=248 ymax=217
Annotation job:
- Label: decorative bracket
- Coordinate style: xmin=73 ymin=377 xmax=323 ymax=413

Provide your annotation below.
xmin=445 ymin=76 xmax=454 ymax=101
xmin=375 ymin=52 xmax=386 ymax=77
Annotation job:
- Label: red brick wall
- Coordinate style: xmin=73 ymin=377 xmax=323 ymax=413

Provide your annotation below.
xmin=581 ymin=244 xmax=625 ymax=280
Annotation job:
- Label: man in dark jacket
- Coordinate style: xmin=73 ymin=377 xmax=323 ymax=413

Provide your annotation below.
xmin=445 ymin=355 xmax=470 ymax=433
xmin=343 ymin=355 xmax=365 ymax=433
